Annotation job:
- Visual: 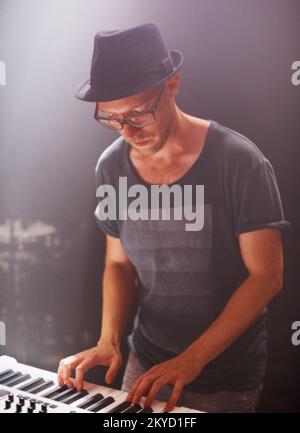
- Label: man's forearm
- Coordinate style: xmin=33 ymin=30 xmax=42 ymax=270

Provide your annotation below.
xmin=184 ymin=272 xmax=282 ymax=368
xmin=98 ymin=262 xmax=138 ymax=347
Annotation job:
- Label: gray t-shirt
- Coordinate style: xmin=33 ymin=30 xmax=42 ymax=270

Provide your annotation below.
xmin=94 ymin=120 xmax=290 ymax=393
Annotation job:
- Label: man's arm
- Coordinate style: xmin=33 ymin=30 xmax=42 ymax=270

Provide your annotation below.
xmin=57 ymin=234 xmax=138 ymax=389
xmin=185 ymin=228 xmax=283 ymax=365
xmin=98 ymin=234 xmax=138 ymax=347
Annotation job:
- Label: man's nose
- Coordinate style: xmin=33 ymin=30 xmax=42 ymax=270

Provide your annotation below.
xmin=122 ymin=123 xmax=140 ymax=139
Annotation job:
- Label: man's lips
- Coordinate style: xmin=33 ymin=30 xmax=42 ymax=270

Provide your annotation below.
xmin=134 ymin=139 xmax=149 ymax=146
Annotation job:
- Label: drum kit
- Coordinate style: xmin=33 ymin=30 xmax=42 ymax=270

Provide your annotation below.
xmin=0 ymin=218 xmax=61 ymax=362
xmin=0 ymin=218 xmax=59 ymax=265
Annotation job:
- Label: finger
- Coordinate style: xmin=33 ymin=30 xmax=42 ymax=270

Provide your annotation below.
xmin=126 ymin=367 xmax=162 ymax=402
xmin=58 ymin=356 xmax=82 ymax=387
xmin=57 ymin=364 xmax=67 ymax=386
xmin=163 ymin=381 xmax=184 ymax=412
xmin=126 ymin=374 xmax=154 ymax=402
xmin=131 ymin=376 xmax=158 ymax=405
xmin=105 ymin=356 xmax=121 ymax=385
xmin=63 ymin=364 xmax=74 ymax=388
xmin=143 ymin=378 xmax=169 ymax=408
xmin=57 ymin=366 xmax=64 ymax=386
xmin=126 ymin=376 xmax=144 ymax=402
xmin=75 ymin=359 xmax=92 ymax=391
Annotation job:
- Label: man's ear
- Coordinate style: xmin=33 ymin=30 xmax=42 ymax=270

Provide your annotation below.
xmin=166 ymin=72 xmax=181 ymax=97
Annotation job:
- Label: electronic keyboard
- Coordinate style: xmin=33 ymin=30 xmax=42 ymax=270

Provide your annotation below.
xmin=0 ymin=356 xmax=202 ymax=413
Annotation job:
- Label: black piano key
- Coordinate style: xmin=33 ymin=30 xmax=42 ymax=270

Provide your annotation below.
xmin=139 ymin=406 xmax=154 ymax=413
xmin=52 ymin=387 xmax=78 ymax=401
xmin=29 ymin=399 xmax=36 ymax=409
xmin=18 ymin=377 xmax=45 ymax=391
xmin=0 ymin=371 xmax=22 ymax=384
xmin=122 ymin=404 xmax=143 ymax=413
xmin=77 ymin=393 xmax=104 ymax=409
xmin=4 ymin=374 xmax=31 ymax=387
xmin=41 ymin=402 xmax=49 ymax=412
xmin=17 ymin=395 xmax=26 ymax=406
xmin=107 ymin=400 xmax=132 ymax=413
xmin=30 ymin=380 xmax=55 ymax=394
xmin=0 ymin=369 xmax=13 ymax=380
xmin=89 ymin=396 xmax=115 ymax=412
xmin=61 ymin=389 xmax=88 ymax=405
xmin=42 ymin=384 xmax=68 ymax=399
xmin=16 ymin=403 xmax=23 ymax=413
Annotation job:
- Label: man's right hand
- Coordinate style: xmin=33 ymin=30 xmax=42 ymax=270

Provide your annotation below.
xmin=57 ymin=341 xmax=122 ymax=391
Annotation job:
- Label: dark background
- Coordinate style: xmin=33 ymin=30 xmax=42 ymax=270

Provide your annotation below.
xmin=0 ymin=0 xmax=299 ymax=412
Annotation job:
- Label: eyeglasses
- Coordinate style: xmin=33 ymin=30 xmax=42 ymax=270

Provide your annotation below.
xmin=94 ymin=83 xmax=165 ymax=130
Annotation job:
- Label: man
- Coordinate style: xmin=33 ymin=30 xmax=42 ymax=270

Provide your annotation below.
xmin=57 ymin=23 xmax=290 ymax=412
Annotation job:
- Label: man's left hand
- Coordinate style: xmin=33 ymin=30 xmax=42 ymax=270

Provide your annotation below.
xmin=125 ymin=350 xmax=203 ymax=412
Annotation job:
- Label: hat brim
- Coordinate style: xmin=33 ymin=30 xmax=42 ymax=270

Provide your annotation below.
xmin=74 ymin=49 xmax=183 ymax=102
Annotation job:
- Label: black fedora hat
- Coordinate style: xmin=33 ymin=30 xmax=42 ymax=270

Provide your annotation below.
xmin=75 ymin=22 xmax=183 ymax=102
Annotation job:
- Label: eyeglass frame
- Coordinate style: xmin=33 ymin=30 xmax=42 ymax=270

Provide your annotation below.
xmin=93 ymin=82 xmax=165 ymax=130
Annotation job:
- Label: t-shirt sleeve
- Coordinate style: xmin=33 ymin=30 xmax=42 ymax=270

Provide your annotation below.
xmin=94 ymin=161 xmax=120 ymax=239
xmin=233 ymin=159 xmax=291 ymax=236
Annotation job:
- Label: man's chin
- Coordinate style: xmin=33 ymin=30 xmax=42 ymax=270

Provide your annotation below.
xmin=136 ymin=142 xmax=162 ymax=156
